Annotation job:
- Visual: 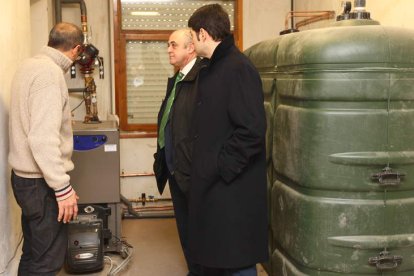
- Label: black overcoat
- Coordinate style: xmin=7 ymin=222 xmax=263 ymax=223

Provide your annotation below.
xmin=187 ymin=35 xmax=268 ymax=268
xmin=153 ymin=59 xmax=204 ymax=194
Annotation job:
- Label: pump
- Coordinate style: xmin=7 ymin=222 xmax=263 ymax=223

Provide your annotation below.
xmin=74 ymin=43 xmax=103 ymax=123
xmin=56 ymin=0 xmax=104 ymax=124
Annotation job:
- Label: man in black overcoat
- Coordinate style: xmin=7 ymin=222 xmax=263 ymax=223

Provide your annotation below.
xmin=153 ymin=29 xmax=204 ymax=276
xmin=187 ymin=4 xmax=268 ymax=276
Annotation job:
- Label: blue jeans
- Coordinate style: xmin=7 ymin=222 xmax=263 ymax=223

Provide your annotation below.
xmin=11 ymin=171 xmax=67 ymax=276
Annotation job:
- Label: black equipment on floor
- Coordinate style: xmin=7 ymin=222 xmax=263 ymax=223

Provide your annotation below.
xmin=65 ymin=217 xmax=104 ymax=273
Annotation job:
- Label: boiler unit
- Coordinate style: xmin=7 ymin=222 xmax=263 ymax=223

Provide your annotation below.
xmin=70 ymin=120 xmax=120 ymax=204
xmin=69 ymin=120 xmax=122 ymax=252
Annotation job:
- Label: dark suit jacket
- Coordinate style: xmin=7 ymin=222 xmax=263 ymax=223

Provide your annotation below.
xmin=153 ymin=58 xmax=205 ymax=194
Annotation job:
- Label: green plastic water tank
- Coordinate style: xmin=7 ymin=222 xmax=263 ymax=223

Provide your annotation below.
xmin=246 ymin=19 xmax=414 ymax=275
xmin=245 ymin=37 xmax=281 ymax=275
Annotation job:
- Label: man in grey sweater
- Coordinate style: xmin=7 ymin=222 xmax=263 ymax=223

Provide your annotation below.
xmin=9 ymin=22 xmax=83 ymax=275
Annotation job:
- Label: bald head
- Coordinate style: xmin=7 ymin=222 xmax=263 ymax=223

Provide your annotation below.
xmin=167 ymin=28 xmax=197 ymax=70
xmin=47 ymin=22 xmax=84 ymax=51
xmin=173 ymin=29 xmax=193 ymax=46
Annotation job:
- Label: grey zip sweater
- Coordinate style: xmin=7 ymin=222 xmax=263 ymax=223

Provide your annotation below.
xmin=9 ymin=46 xmax=75 ymax=201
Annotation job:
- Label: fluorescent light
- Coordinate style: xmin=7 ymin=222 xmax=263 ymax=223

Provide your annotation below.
xmin=131 ymin=11 xmax=161 ymax=16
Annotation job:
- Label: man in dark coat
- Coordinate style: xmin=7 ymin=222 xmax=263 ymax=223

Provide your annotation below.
xmin=153 ymin=29 xmax=204 ymax=276
xmin=187 ymin=4 xmax=268 ymax=276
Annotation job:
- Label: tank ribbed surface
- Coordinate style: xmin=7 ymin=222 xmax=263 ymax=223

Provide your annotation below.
xmin=245 ymin=23 xmax=414 ymax=275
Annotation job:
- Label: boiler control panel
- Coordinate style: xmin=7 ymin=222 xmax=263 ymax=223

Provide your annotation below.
xmin=73 ymin=135 xmax=108 ymax=151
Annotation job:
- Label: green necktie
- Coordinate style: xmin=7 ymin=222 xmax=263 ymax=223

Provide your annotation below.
xmin=158 ymin=72 xmax=184 ymax=148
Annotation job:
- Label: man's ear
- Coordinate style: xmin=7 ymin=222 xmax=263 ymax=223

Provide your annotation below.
xmin=70 ymin=45 xmax=81 ymax=60
xmin=75 ymin=44 xmax=84 ymax=56
xmin=187 ymin=42 xmax=195 ymax=54
xmin=199 ymin=28 xmax=207 ymax=41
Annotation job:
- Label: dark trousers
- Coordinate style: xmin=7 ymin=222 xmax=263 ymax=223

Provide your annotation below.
xmin=11 ymin=171 xmax=67 ymax=276
xmin=168 ymin=174 xmax=201 ymax=276
xmin=200 ymin=265 xmax=257 ymax=276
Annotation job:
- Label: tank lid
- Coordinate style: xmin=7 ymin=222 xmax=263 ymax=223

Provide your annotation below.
xmin=337 ymin=0 xmax=372 ymax=21
xmin=336 ymin=1 xmax=352 ymax=21
xmin=279 ymin=28 xmax=300 ymax=36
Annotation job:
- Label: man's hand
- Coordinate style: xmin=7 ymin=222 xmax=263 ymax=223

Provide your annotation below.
xmin=57 ymin=192 xmax=79 ymax=223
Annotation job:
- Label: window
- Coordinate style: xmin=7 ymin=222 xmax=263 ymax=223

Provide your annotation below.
xmin=114 ymin=0 xmax=243 ymax=134
xmin=125 ymin=40 xmax=172 ymax=125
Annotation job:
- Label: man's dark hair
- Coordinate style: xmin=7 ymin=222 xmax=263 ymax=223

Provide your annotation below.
xmin=47 ymin=22 xmax=84 ymax=51
xmin=188 ymin=4 xmax=231 ymax=42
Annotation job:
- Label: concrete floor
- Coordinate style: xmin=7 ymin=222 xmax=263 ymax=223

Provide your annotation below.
xmin=59 ymin=218 xmax=268 ymax=276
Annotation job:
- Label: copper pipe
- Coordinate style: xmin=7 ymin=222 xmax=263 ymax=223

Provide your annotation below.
xmin=121 ymin=194 xmax=174 ymax=219
xmin=83 ymin=76 xmax=100 ymax=123
xmin=284 ymin=11 xmax=335 ymax=30
xmin=132 ymin=204 xmax=173 ymax=208
xmin=60 ymin=0 xmax=88 ymax=43
xmin=128 ymin=198 xmax=172 ymax=202
xmin=296 ymin=12 xmax=335 ymax=29
xmin=120 ymin=172 xmax=155 ymax=177
xmin=290 ymin=0 xmax=294 ymax=29
xmin=131 ymin=206 xmax=174 ymax=211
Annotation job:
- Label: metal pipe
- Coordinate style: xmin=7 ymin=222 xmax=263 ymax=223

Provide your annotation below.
xmin=296 ymin=12 xmax=335 ymax=29
xmin=291 ymin=0 xmax=294 ymax=30
xmin=354 ymin=0 xmax=366 ymax=8
xmin=68 ymin=88 xmax=87 ymax=93
xmin=120 ymin=172 xmax=155 ymax=177
xmin=55 ymin=0 xmax=87 ymax=26
xmin=83 ymin=76 xmax=100 ymax=123
xmin=62 ymin=0 xmax=87 ymax=15
xmin=56 ymin=0 xmax=103 ymax=123
xmin=131 ymin=206 xmax=174 ymax=211
xmin=121 ymin=194 xmax=143 ymax=218
xmin=121 ymin=195 xmax=174 ymax=219
xmin=62 ymin=0 xmax=88 ymax=44
xmin=284 ymin=11 xmax=335 ymax=30
xmin=55 ymin=0 xmax=62 ymax=23
xmin=128 ymin=197 xmax=172 ymax=203
xmin=123 ymin=212 xmax=174 ymax=219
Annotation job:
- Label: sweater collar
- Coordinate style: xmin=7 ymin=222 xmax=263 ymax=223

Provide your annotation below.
xmin=40 ymin=46 xmax=73 ymax=73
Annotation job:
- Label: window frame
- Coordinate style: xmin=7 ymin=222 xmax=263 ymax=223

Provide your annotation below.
xmin=113 ymin=0 xmax=243 ymax=136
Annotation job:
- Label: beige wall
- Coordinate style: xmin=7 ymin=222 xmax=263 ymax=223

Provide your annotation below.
xmin=294 ymin=0 xmax=414 ymax=30
xmin=0 ymin=1 xmax=31 ymax=275
xmin=243 ymin=0 xmax=291 ymax=49
xmin=30 ymin=0 xmax=54 ymax=56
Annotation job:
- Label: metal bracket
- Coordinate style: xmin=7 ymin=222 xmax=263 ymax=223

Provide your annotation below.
xmin=369 ymin=251 xmax=402 ymax=271
xmin=371 ymin=167 xmax=405 ymax=187
xmin=70 ymin=64 xmax=76 ymax=78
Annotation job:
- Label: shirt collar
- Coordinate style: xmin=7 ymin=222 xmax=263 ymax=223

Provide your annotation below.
xmin=180 ymin=57 xmax=197 ymax=78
